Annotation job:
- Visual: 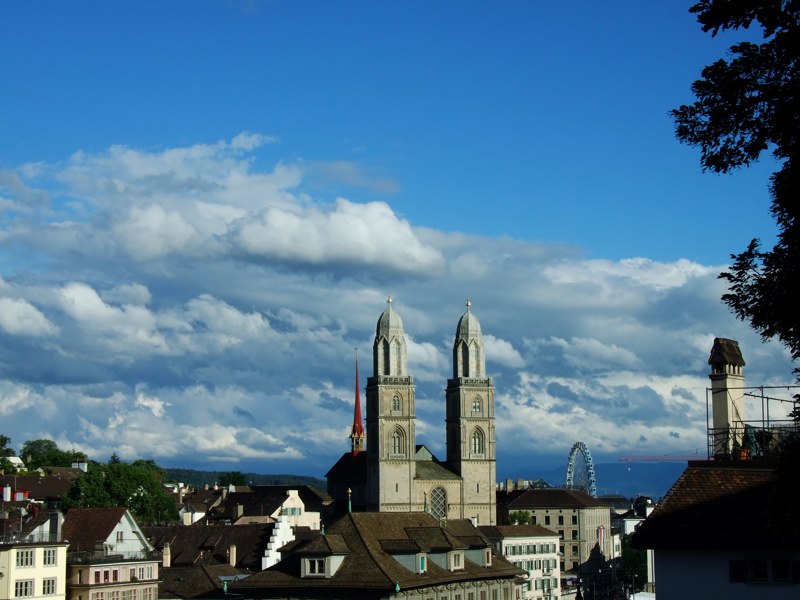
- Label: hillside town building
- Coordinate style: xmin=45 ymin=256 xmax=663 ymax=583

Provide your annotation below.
xmin=230 ymin=511 xmax=523 ymax=599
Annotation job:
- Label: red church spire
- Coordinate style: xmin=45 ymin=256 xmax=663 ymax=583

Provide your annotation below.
xmin=350 ymin=350 xmax=366 ymax=454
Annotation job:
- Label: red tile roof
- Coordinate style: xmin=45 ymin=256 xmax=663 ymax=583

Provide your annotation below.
xmin=633 ymin=461 xmax=794 ymax=550
xmin=62 ymin=507 xmax=129 ymax=552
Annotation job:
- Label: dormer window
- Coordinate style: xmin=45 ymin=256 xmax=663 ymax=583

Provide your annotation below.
xmin=449 ymin=550 xmax=464 ymax=571
xmin=416 ymin=553 xmax=427 ymax=574
xmin=483 ymin=548 xmax=492 ymax=567
xmin=303 ymin=558 xmax=326 ymax=577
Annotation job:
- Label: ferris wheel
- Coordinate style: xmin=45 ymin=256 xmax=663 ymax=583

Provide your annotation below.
xmin=565 ymin=441 xmax=597 ymax=498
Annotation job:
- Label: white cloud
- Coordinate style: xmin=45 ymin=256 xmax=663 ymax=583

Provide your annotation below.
xmin=0 ymin=297 xmax=58 ymax=336
xmin=0 ymin=136 xmax=795 ymax=477
xmin=135 ymin=391 xmax=168 ymax=417
xmin=233 ymin=197 xmax=445 ymax=274
xmin=485 ymin=334 xmax=525 ymax=369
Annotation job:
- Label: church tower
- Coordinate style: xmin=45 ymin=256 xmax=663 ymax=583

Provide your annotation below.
xmin=446 ymin=300 xmax=496 ymax=524
xmin=350 ymin=352 xmax=366 ymax=455
xmin=366 ymin=297 xmax=417 ymax=511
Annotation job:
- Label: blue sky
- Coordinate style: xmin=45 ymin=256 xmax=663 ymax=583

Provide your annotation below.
xmin=0 ymin=2 xmax=794 ymax=488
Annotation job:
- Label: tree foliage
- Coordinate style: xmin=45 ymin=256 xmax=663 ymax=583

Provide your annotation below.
xmin=63 ymin=457 xmax=178 ymax=525
xmin=20 ymin=438 xmax=88 ymax=470
xmin=0 ymin=435 xmax=16 ymax=472
xmin=218 ymin=471 xmax=248 ymax=487
xmin=672 ymin=1 xmax=800 ymax=375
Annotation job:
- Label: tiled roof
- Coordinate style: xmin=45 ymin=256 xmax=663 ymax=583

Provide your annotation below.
xmin=232 ymin=512 xmax=524 ymax=595
xmin=143 ymin=523 xmax=276 ymax=570
xmin=325 ymin=451 xmax=367 ymax=481
xmin=158 ymin=564 xmax=246 ymax=599
xmin=62 ymin=507 xmax=128 ymax=552
xmin=479 ymin=524 xmax=559 ymax=539
xmin=414 ymin=459 xmax=460 ymax=480
xmin=502 ymin=488 xmax=606 ymax=509
xmin=632 ymin=461 xmax=793 ymax=550
xmin=0 ymin=474 xmax=73 ymax=500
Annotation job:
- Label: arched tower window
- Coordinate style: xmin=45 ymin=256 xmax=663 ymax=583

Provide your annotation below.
xmin=392 ymin=394 xmax=401 ymax=412
xmin=380 ymin=339 xmax=390 ymax=375
xmin=471 ymin=428 xmax=485 ymax=455
xmin=390 ymin=427 xmax=406 ymax=456
xmin=472 ymin=396 xmax=482 ymax=414
xmin=430 ymin=487 xmax=447 ymax=520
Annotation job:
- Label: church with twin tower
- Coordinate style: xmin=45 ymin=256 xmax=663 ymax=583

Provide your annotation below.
xmin=327 ymin=297 xmax=497 ymax=525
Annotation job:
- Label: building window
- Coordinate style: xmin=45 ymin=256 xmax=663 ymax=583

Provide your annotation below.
xmin=116 ymin=531 xmax=124 ymax=542
xmin=472 ymin=397 xmax=481 ymax=413
xmin=16 ymin=549 xmax=34 ymax=567
xmin=42 ymin=578 xmax=57 ymax=596
xmin=572 ymin=530 xmax=579 ymax=540
xmin=430 ymin=487 xmax=447 ymax=519
xmin=558 ymin=515 xmax=564 ymax=525
xmin=391 ymin=427 xmax=405 ymax=455
xmin=392 ymin=394 xmax=401 ymax=412
xmin=419 ymin=554 xmax=427 ymax=574
xmin=451 ymin=551 xmax=463 ymax=571
xmin=15 ymin=580 xmax=34 ymax=598
xmin=544 ymin=516 xmax=550 ymax=525
xmin=471 ymin=428 xmax=485 ymax=455
xmin=305 ymin=558 xmax=326 ymax=576
xmin=43 ymin=548 xmax=57 ymax=566
xmin=572 ymin=515 xmax=578 ymax=525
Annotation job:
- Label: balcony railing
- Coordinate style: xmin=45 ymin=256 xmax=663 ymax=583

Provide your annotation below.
xmin=68 ymin=549 xmax=161 ymax=564
xmin=707 ymin=420 xmax=797 ymax=460
xmin=0 ymin=531 xmax=64 ymax=545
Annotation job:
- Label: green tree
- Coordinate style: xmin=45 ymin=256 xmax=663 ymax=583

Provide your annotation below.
xmin=508 ymin=510 xmax=532 ymax=525
xmin=1 ymin=434 xmax=16 ymax=472
xmin=21 ymin=438 xmax=88 ymax=470
xmin=672 ymin=1 xmax=800 ymax=374
xmin=64 ymin=459 xmax=178 ymax=525
xmin=218 ymin=471 xmax=248 ymax=487
xmin=621 ymin=534 xmax=646 ymax=594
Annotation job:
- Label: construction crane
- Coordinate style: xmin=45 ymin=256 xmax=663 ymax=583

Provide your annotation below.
xmin=618 ymin=450 xmax=703 ymax=462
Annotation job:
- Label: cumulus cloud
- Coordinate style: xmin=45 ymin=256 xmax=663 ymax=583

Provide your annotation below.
xmin=232 ymin=198 xmax=444 ymax=274
xmin=0 ymin=135 xmax=794 ymax=477
xmin=0 ymin=297 xmax=58 ymax=336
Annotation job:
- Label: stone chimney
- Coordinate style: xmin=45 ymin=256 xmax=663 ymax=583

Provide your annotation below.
xmin=163 ymin=543 xmax=171 ymax=568
xmin=228 ymin=544 xmax=237 ymax=567
xmin=708 ymin=337 xmax=746 ymax=456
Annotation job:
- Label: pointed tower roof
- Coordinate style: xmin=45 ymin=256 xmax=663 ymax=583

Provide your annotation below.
xmin=452 ymin=299 xmax=485 ymax=378
xmin=455 ymin=299 xmax=482 ymax=342
xmin=350 ymin=351 xmax=365 ymax=454
xmin=373 ymin=296 xmax=408 ymax=376
xmin=376 ymin=295 xmax=405 ymax=339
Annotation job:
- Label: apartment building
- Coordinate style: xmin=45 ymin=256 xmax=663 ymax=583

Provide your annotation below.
xmin=496 ymin=488 xmax=613 ymax=577
xmin=480 ymin=525 xmax=561 ymax=600
xmin=0 ymin=539 xmax=69 ymax=600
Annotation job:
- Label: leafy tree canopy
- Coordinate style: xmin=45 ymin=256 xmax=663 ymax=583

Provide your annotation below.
xmin=20 ymin=438 xmax=88 ymax=471
xmin=0 ymin=435 xmax=16 ymax=472
xmin=672 ymin=0 xmax=800 ymax=375
xmin=218 ymin=471 xmax=248 ymax=487
xmin=63 ymin=458 xmax=178 ymax=525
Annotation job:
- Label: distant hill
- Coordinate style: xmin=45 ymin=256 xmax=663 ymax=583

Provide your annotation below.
xmin=528 ymin=461 xmax=686 ymax=500
xmin=165 ymin=468 xmax=326 ymax=490
xmin=165 ymin=462 xmax=685 ymax=500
